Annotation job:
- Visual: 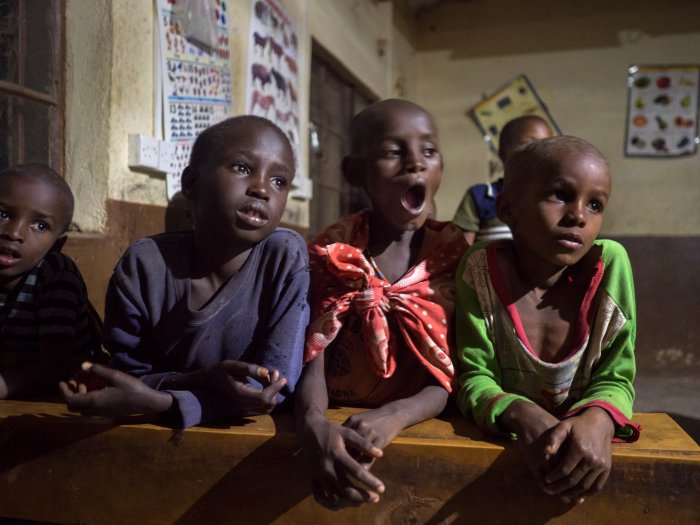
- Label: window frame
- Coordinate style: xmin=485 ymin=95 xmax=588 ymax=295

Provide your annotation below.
xmin=0 ymin=0 xmax=65 ymax=171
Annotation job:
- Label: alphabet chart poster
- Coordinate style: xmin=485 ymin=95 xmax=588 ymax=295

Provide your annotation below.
xmin=246 ymin=0 xmax=300 ymax=155
xmin=625 ymin=64 xmax=699 ymax=157
xmin=157 ymin=0 xmax=233 ymax=197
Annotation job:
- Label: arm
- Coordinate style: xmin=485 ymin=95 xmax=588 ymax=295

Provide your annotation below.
xmin=564 ymin=241 xmax=640 ymax=441
xmin=455 ymin=249 xmax=532 ymax=435
xmin=452 ymin=187 xmax=480 ymax=234
xmin=295 ymin=352 xmax=385 ymax=509
xmin=342 ymin=384 xmax=448 ymax=451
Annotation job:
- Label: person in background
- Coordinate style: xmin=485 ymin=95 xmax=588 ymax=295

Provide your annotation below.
xmin=453 ymin=115 xmax=554 ymax=244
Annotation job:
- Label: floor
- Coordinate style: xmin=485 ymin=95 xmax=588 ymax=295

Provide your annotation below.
xmin=634 ymin=373 xmax=700 ymax=444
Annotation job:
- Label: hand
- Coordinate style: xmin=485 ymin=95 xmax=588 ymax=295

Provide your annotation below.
xmin=540 ymin=407 xmax=615 ymax=505
xmin=498 ymin=401 xmax=561 ymax=486
xmin=205 ymin=360 xmax=287 ymax=415
xmin=300 ymin=413 xmax=385 ymax=510
xmin=342 ymin=405 xmax=407 ymax=466
xmin=59 ymin=362 xmax=173 ymax=417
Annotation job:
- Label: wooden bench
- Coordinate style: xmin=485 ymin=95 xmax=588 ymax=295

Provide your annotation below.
xmin=0 ymin=400 xmax=698 ymax=524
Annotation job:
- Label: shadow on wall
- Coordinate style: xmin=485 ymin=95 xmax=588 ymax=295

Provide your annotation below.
xmin=410 ymin=0 xmax=700 ymax=58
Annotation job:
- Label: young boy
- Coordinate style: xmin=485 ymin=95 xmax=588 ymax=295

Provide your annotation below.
xmin=296 ymin=99 xmax=468 ymax=509
xmin=0 ymin=164 xmax=99 ymax=398
xmin=456 ymin=136 xmax=641 ymax=505
xmin=61 ymin=116 xmax=309 ymax=428
xmin=453 ymin=115 xmax=553 ymax=244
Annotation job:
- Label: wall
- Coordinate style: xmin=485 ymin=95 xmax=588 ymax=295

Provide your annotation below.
xmin=62 ymin=0 xmax=399 ymax=313
xmin=411 ymin=0 xmax=700 ymax=237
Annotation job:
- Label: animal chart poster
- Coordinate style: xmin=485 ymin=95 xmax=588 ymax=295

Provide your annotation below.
xmin=625 ymin=65 xmax=699 ymax=157
xmin=246 ymin=0 xmax=300 ymax=155
xmin=157 ymin=0 xmax=233 ymax=197
xmin=469 ymin=74 xmax=560 ymax=155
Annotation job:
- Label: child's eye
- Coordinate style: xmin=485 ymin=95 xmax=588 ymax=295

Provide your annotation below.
xmin=423 ymin=147 xmax=438 ymax=158
xmin=0 ymin=210 xmax=8 ymax=220
xmin=271 ymin=176 xmax=288 ymax=190
xmin=381 ymin=148 xmax=401 ymax=159
xmin=31 ymin=221 xmax=49 ymax=232
xmin=232 ymin=162 xmax=250 ymax=175
xmin=588 ymin=200 xmax=603 ymax=214
xmin=548 ymin=190 xmax=568 ymax=202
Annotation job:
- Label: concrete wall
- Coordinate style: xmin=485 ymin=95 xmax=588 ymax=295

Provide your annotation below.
xmin=409 ymin=0 xmax=700 ymax=236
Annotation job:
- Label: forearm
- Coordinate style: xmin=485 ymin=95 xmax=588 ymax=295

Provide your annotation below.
xmin=378 ymin=384 xmax=448 ymax=430
xmin=294 ymin=354 xmax=329 ymax=433
xmin=498 ymin=400 xmax=559 ymax=440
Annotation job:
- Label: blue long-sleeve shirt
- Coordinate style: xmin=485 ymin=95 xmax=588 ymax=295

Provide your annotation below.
xmin=105 ymin=229 xmax=309 ymax=428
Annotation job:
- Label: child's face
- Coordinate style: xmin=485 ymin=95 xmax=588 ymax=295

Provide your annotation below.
xmin=0 ymin=176 xmax=69 ymax=290
xmin=358 ymin=106 xmax=442 ymax=233
xmin=503 ymin=151 xmax=611 ymax=269
xmin=189 ymin=124 xmax=294 ymax=246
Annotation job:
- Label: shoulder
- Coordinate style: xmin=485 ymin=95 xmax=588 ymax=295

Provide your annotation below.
xmin=594 ymin=239 xmax=635 ymax=308
xmin=256 ymin=228 xmax=309 ymax=274
xmin=260 ymin=228 xmax=307 ymax=256
xmin=38 ymin=250 xmax=80 ymax=274
xmin=119 ymin=231 xmax=192 ymax=266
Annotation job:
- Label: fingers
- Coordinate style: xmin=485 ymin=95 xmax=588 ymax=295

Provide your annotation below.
xmin=219 ymin=360 xmax=270 ymax=380
xmin=543 ymin=423 xmax=570 ymax=460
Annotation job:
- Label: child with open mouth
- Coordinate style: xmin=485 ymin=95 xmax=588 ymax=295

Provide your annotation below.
xmin=296 ymin=99 xmax=468 ymax=509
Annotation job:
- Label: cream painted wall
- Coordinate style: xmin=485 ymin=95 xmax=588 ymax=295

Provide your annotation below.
xmin=65 ymin=0 xmax=396 ymax=232
xmin=411 ymin=0 xmax=700 ymax=236
xmin=64 ymin=0 xmax=112 ymax=231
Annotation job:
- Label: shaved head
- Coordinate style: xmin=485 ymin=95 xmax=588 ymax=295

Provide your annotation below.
xmin=349 ymin=99 xmax=436 ymax=157
xmin=503 ymin=136 xmax=608 ymax=197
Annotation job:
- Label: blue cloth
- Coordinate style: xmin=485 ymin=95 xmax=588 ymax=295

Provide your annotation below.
xmin=105 ymin=229 xmax=310 ymax=428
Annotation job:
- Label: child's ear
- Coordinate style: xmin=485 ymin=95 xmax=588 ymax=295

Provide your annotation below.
xmin=180 ymin=166 xmax=197 ymax=200
xmin=51 ymin=235 xmax=68 ymax=253
xmin=496 ymin=192 xmax=513 ymax=225
xmin=341 ymin=156 xmax=363 ymax=188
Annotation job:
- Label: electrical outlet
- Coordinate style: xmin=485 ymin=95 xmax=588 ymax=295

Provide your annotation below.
xmin=128 ymin=134 xmax=161 ymax=172
xmin=158 ymin=140 xmax=178 ymax=173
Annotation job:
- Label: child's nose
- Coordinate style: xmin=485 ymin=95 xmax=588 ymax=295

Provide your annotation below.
xmin=0 ymin=220 xmax=25 ymax=241
xmin=246 ymin=175 xmax=269 ymax=199
xmin=564 ymin=201 xmax=586 ymax=226
xmin=403 ymin=149 xmax=425 ymax=172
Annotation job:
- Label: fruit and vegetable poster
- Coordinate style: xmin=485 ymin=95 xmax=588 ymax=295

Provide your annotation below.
xmin=246 ymin=0 xmax=300 ymax=155
xmin=625 ymin=65 xmax=699 ymax=157
xmin=469 ymin=74 xmax=561 ymax=155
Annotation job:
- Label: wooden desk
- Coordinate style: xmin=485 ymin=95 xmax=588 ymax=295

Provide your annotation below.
xmin=0 ymin=400 xmax=698 ymax=524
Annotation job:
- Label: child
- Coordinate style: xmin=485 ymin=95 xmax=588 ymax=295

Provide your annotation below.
xmin=296 ymin=99 xmax=468 ymax=509
xmin=0 ymin=164 xmax=99 ymax=398
xmin=456 ymin=136 xmax=641 ymax=505
xmin=453 ymin=115 xmax=553 ymax=244
xmin=61 ymin=116 xmax=309 ymax=428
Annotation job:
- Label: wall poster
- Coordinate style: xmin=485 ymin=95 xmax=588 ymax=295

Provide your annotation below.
xmin=625 ymin=64 xmax=699 ymax=157
xmin=469 ymin=74 xmax=561 ymax=155
xmin=246 ymin=0 xmax=300 ymax=159
xmin=157 ymin=0 xmax=233 ymax=198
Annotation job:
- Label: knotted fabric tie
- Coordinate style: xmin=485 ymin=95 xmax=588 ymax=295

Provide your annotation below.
xmin=305 ymin=211 xmax=468 ymax=392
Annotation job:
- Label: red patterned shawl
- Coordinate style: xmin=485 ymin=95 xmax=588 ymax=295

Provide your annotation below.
xmin=305 ymin=211 xmax=468 ymax=392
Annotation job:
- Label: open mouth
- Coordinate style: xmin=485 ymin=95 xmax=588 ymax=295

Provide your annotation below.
xmin=237 ymin=203 xmax=269 ymax=228
xmin=0 ymin=246 xmax=19 ymax=266
xmin=401 ymin=184 xmax=427 ymax=213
